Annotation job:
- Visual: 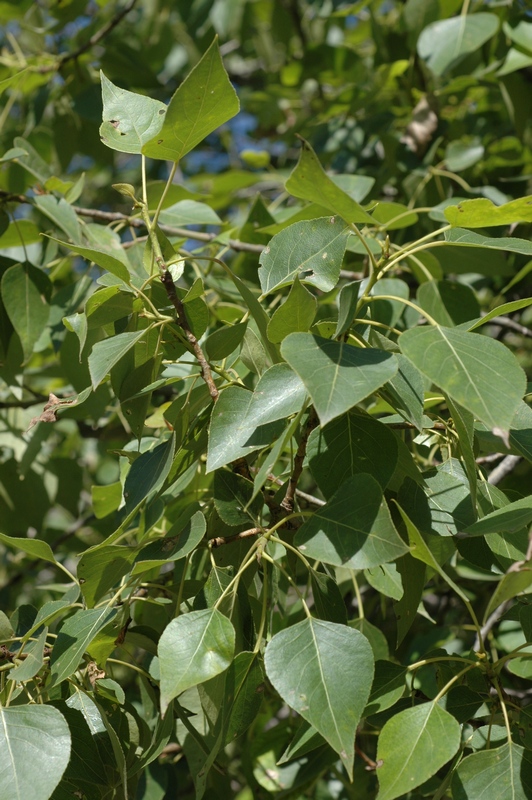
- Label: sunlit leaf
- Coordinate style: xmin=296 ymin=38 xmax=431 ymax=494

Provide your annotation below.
xmin=143 ymin=38 xmax=239 ymax=162
xmin=264 ymin=618 xmax=374 ymax=778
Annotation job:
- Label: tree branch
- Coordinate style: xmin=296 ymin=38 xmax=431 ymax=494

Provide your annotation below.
xmin=210 ymin=527 xmax=262 ymax=548
xmin=160 ymin=270 xmax=219 ymax=401
xmin=488 ymin=454 xmax=522 ymax=485
xmin=281 ymin=408 xmax=318 ymax=513
xmin=36 ymin=0 xmax=138 ymax=74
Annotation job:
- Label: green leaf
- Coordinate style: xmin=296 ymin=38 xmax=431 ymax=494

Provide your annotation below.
xmin=207 ymin=385 xmax=284 ymax=472
xmin=417 ymin=13 xmax=499 ymax=75
xmin=295 ymin=474 xmax=408 ymax=569
xmin=376 ymin=702 xmax=461 ymax=800
xmin=78 ymin=544 xmax=138 ymax=607
xmin=213 ymin=470 xmax=262 ymax=526
xmin=394 ymin=554 xmax=426 ymax=646
xmin=49 ymin=607 xmax=117 ymax=686
xmin=245 ymin=363 xmax=308 ymax=428
xmin=335 ymin=280 xmax=361 ymax=337
xmin=143 ymin=38 xmax=239 ymax=162
xmin=34 ymin=194 xmax=82 ymax=242
xmin=99 ymin=71 xmax=167 ymax=154
xmin=0 ymin=705 xmax=71 ymax=800
xmin=307 ymin=411 xmax=398 ymax=497
xmin=258 ymin=217 xmax=350 ymax=294
xmin=383 ymin=354 xmax=425 ymax=431
xmin=281 ymin=333 xmax=398 ymax=426
xmin=158 ymin=608 xmax=235 ymax=713
xmin=44 ymin=236 xmax=131 ymax=282
xmin=264 ymin=618 xmax=374 ymax=779
xmin=9 ymin=627 xmax=48 ymax=681
xmin=285 ymin=137 xmax=375 ymax=224
xmin=465 ymin=496 xmax=532 ymax=537
xmin=447 ymin=396 xmax=477 ymax=510
xmin=483 ymin=564 xmax=532 ymax=623
xmin=395 ymin=503 xmax=470 ymax=605
xmin=132 ymin=510 xmax=206 ymax=575
xmin=1 ymin=263 xmax=51 ymax=362
xmin=88 ymin=329 xmax=149 ymax=389
xmin=266 ymin=276 xmax=317 ymax=343
xmin=159 ymin=200 xmax=222 ymax=227
xmin=452 ymin=743 xmax=532 ymax=800
xmin=365 ymin=661 xmax=406 ymax=716
xmin=444 ymin=228 xmax=532 ymax=256
xmin=224 ymin=652 xmax=265 ymax=744
xmin=444 ymin=196 xmax=532 ymax=228
xmin=204 ymin=321 xmax=247 ymax=361
xmin=399 ymin=325 xmax=525 ymax=433
xmin=467 ymin=298 xmax=532 ymax=331
xmin=0 ymin=532 xmax=58 ymax=565
xmin=417 ymin=280 xmax=479 ymax=327
xmin=124 ymin=434 xmax=175 ymax=513
xmin=310 ymin=568 xmax=348 ymax=625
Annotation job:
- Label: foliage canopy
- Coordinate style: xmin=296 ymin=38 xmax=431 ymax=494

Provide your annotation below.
xmin=2 ymin=1 xmax=532 ymax=798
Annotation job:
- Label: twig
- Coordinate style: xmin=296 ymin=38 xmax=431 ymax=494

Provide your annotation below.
xmin=210 ymin=527 xmax=262 ymax=548
xmin=261 ymin=471 xmax=325 ymax=507
xmin=488 ymin=454 xmax=521 ymax=485
xmin=473 ymin=600 xmax=512 ymax=651
xmin=488 ymin=316 xmax=532 ymax=338
xmin=73 ymin=206 xmax=266 ymax=252
xmin=36 ymin=0 xmax=138 ymax=74
xmin=160 ymin=271 xmax=219 ymax=401
xmin=281 ymin=408 xmax=318 ymax=513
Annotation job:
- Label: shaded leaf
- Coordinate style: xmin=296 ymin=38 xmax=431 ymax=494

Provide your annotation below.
xmin=295 ymin=474 xmax=408 ymax=569
xmin=50 ymin=607 xmax=117 ymax=686
xmin=266 ymin=276 xmax=317 ymax=343
xmin=1 ymin=263 xmax=51 ymax=362
xmin=124 ymin=434 xmax=175 ymax=512
xmin=307 ymin=411 xmax=398 ymax=497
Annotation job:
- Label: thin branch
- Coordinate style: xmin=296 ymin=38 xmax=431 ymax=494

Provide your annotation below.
xmin=160 ymin=271 xmax=219 ymax=401
xmin=210 ymin=527 xmax=262 ymax=549
xmin=281 ymin=408 xmax=318 ymax=513
xmin=488 ymin=316 xmax=532 ymax=338
xmin=488 ymin=454 xmax=522 ymax=485
xmin=36 ymin=0 xmax=138 ymax=74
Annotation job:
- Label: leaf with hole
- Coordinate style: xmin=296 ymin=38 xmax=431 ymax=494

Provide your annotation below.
xmin=259 ymin=217 xmax=350 ymax=294
xmin=99 ymin=71 xmax=167 ymax=154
